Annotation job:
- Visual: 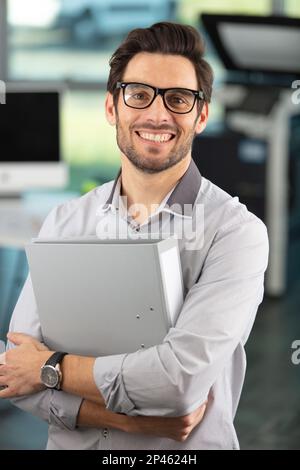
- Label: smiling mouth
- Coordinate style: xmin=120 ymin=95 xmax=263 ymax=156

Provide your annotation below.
xmin=135 ymin=131 xmax=176 ymax=144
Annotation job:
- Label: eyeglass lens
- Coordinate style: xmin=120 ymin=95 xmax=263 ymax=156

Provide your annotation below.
xmin=124 ymin=83 xmax=196 ymax=113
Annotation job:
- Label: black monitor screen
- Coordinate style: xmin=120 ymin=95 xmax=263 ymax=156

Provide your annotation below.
xmin=0 ymin=91 xmax=60 ymax=163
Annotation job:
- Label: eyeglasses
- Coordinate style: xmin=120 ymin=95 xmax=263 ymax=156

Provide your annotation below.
xmin=116 ymin=82 xmax=205 ymax=114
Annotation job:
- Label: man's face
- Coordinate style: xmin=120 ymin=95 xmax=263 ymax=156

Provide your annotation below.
xmin=106 ymin=52 xmax=208 ymax=174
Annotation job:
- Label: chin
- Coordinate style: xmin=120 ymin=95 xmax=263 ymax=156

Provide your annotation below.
xmin=138 ymin=158 xmax=178 ymax=174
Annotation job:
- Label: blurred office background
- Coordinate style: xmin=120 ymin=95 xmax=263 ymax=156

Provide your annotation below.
xmin=0 ymin=0 xmax=300 ymax=449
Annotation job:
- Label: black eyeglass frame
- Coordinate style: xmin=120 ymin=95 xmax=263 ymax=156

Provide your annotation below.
xmin=116 ymin=81 xmax=205 ymax=114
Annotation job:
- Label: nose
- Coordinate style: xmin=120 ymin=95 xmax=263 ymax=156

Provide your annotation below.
xmin=143 ymin=94 xmax=172 ymax=123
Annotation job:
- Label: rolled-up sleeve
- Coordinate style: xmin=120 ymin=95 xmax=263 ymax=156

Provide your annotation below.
xmin=94 ymin=218 xmax=269 ymax=417
xmin=10 ymin=389 xmax=82 ymax=431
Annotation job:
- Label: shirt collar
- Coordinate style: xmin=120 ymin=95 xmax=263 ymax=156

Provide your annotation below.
xmin=165 ymin=158 xmax=202 ymax=216
xmin=103 ymin=159 xmax=202 ymax=217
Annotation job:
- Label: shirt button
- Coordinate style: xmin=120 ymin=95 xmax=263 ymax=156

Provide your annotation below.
xmin=102 ymin=428 xmax=109 ymax=438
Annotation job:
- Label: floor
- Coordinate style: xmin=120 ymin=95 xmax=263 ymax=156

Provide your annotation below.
xmin=1 ymin=281 xmax=300 ymax=450
xmin=235 ymin=281 xmax=300 ymax=450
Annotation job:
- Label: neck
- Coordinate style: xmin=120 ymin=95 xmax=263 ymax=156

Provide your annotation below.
xmin=120 ymin=155 xmax=191 ymax=223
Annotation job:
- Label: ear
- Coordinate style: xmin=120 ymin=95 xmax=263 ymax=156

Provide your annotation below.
xmin=195 ymin=102 xmax=209 ymax=135
xmin=105 ymin=92 xmax=117 ymax=126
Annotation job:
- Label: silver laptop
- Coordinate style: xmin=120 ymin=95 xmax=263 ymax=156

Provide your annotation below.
xmin=26 ymin=237 xmax=184 ymax=357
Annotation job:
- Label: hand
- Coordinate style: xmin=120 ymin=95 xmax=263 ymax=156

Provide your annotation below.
xmin=0 ymin=333 xmax=52 ymax=398
xmin=126 ymin=401 xmax=208 ymax=442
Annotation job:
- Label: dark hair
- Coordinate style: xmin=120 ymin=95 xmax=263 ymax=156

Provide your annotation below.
xmin=107 ymin=22 xmax=213 ymax=106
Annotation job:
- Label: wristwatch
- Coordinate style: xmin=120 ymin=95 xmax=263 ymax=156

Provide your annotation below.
xmin=40 ymin=351 xmax=68 ymax=390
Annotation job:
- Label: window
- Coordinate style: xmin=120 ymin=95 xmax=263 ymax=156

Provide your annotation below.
xmin=3 ymin=0 xmax=297 ymax=167
xmin=178 ymin=0 xmax=271 ymax=26
xmin=285 ymin=0 xmax=300 ymax=17
xmin=62 ymin=90 xmax=119 ymax=167
xmin=8 ymin=0 xmax=177 ymax=82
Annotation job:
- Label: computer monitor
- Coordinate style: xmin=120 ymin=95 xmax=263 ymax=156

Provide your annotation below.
xmin=201 ymin=14 xmax=300 ymax=78
xmin=0 ymin=85 xmax=68 ymax=195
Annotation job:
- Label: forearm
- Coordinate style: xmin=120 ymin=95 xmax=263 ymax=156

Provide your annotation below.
xmin=61 ymin=355 xmax=105 ymax=405
xmin=77 ymin=399 xmax=207 ymax=443
xmin=76 ymin=399 xmax=171 ymax=435
xmin=77 ymin=399 xmax=129 ymax=431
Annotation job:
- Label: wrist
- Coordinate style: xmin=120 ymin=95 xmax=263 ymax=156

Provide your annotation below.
xmin=40 ymin=351 xmax=68 ymax=390
xmin=37 ymin=351 xmax=54 ymax=386
xmin=60 ymin=355 xmax=101 ymax=403
xmin=123 ymin=415 xmax=139 ymax=434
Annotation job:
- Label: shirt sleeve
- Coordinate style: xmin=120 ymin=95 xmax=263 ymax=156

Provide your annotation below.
xmin=7 ymin=207 xmax=83 ymax=430
xmin=93 ymin=217 xmax=269 ymax=417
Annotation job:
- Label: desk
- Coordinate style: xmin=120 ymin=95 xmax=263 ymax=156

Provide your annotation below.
xmin=0 ymin=162 xmax=118 ymax=248
xmin=0 ymin=198 xmax=43 ymax=249
xmin=0 ymin=187 xmax=82 ymax=248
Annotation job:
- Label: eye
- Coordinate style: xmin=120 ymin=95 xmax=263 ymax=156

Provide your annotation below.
xmin=166 ymin=90 xmax=195 ymax=110
xmin=132 ymin=93 xmax=147 ymax=101
xmin=125 ymin=90 xmax=152 ymax=103
xmin=168 ymin=94 xmax=189 ymax=106
xmin=170 ymin=96 xmax=186 ymax=104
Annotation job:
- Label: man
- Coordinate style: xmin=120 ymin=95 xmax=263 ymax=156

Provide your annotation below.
xmin=0 ymin=22 xmax=268 ymax=450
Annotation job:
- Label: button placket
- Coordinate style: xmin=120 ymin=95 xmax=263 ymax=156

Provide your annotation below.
xmin=100 ymin=427 xmax=112 ymax=450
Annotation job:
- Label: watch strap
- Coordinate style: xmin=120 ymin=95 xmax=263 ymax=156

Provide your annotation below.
xmin=45 ymin=351 xmax=68 ymax=368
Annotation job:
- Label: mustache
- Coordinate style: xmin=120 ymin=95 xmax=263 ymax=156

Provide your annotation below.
xmin=131 ymin=123 xmax=178 ymax=134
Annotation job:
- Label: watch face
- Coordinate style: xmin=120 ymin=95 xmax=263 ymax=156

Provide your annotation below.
xmin=41 ymin=365 xmax=59 ymax=388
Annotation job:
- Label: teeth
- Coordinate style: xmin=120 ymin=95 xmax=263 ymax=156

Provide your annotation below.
xmin=138 ymin=132 xmax=173 ymax=143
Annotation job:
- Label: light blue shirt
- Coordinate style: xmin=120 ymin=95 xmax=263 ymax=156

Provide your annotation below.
xmin=8 ymin=160 xmax=269 ymax=449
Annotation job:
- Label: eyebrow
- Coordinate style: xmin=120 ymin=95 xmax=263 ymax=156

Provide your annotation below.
xmin=122 ymin=80 xmax=198 ymax=90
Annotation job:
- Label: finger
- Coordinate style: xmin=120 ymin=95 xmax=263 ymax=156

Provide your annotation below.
xmin=190 ymin=402 xmax=207 ymax=418
xmin=196 ymin=401 xmax=208 ymax=414
xmin=190 ymin=403 xmax=207 ymax=423
xmin=0 ymin=386 xmax=13 ymax=399
xmin=7 ymin=332 xmax=48 ymax=351
xmin=0 ymin=375 xmax=8 ymax=386
xmin=197 ymin=403 xmax=207 ymax=416
xmin=35 ymin=342 xmax=49 ymax=352
xmin=199 ymin=400 xmax=208 ymax=408
xmin=197 ymin=405 xmax=207 ymax=422
xmin=7 ymin=332 xmax=37 ymax=346
xmin=0 ymin=352 xmax=6 ymax=364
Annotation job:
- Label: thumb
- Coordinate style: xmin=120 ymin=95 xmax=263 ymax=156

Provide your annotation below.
xmin=7 ymin=332 xmax=48 ymax=351
xmin=7 ymin=332 xmax=37 ymax=346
